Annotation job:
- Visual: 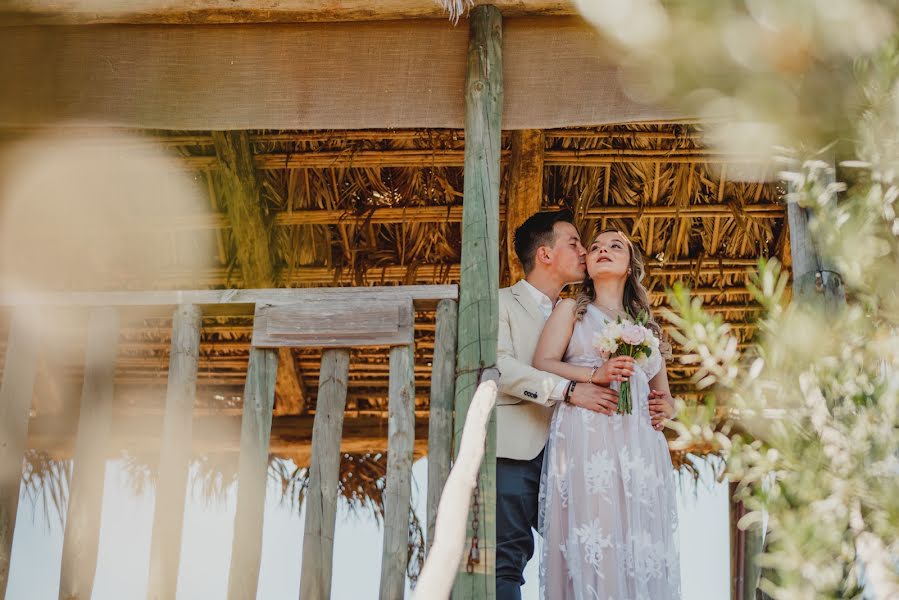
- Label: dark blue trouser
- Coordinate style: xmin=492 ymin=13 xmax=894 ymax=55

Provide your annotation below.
xmin=496 ymin=449 xmax=544 ymax=600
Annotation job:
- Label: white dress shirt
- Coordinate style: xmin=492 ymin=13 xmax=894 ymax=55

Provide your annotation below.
xmin=520 ymin=280 xmax=570 ymax=402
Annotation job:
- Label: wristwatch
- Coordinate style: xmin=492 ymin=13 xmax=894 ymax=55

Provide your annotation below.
xmin=564 ymin=380 xmax=577 ymax=403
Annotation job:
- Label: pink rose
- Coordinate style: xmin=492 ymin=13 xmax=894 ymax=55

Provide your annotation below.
xmin=620 ymin=323 xmax=646 ymax=346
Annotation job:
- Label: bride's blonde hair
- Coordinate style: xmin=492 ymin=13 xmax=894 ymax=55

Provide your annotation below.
xmin=575 ymin=229 xmax=671 ymax=358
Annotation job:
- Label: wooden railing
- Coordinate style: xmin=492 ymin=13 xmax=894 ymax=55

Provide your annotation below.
xmin=0 ymin=285 xmax=458 ymax=600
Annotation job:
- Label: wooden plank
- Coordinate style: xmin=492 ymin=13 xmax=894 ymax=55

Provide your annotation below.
xmin=225 ymin=347 xmax=278 ymax=600
xmin=0 ymin=285 xmax=458 ymax=309
xmin=58 ymin=308 xmax=119 ymax=600
xmin=453 ymin=6 xmax=502 ymax=599
xmin=427 ymin=299 xmax=457 ymax=554
xmin=146 ymin=304 xmax=202 ymax=600
xmin=0 ymin=308 xmax=40 ymax=598
xmin=506 ymin=130 xmax=545 ymax=283
xmin=379 ymin=344 xmax=416 ymax=600
xmin=4 ymin=0 xmax=577 ymax=24
xmin=298 ymin=349 xmax=350 ymax=600
xmin=252 ymin=299 xmax=413 ymax=348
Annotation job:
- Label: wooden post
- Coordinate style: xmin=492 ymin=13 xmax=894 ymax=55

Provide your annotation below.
xmin=729 ymin=482 xmax=746 ymax=600
xmin=0 ymin=308 xmax=40 ymax=598
xmin=427 ymin=299 xmax=458 ymax=553
xmin=453 ymin=5 xmax=502 ymax=599
xmin=506 ymin=130 xmax=545 ymax=284
xmin=59 ymin=307 xmax=119 ymax=600
xmin=787 ymin=161 xmax=845 ymax=310
xmin=226 ymin=346 xmax=278 ymax=600
xmin=146 ymin=304 xmax=202 ymax=600
xmin=298 ymin=349 xmax=350 ymax=600
xmin=379 ymin=344 xmax=416 ymax=600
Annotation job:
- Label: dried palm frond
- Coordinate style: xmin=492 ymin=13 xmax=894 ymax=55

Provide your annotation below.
xmin=20 ymin=450 xmax=70 ymax=529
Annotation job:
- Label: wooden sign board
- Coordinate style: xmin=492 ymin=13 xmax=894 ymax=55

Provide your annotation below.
xmin=251 ymin=297 xmax=414 ymax=348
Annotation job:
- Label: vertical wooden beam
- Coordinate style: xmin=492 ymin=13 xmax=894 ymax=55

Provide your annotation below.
xmin=299 ymin=349 xmax=350 ymax=600
xmin=212 ymin=131 xmax=305 ymax=416
xmin=427 ymin=299 xmax=458 ymax=553
xmin=58 ymin=308 xmax=119 ymax=600
xmin=506 ymin=130 xmax=544 ymax=284
xmin=786 ymin=161 xmax=845 ymax=310
xmin=226 ymin=346 xmax=278 ymax=600
xmin=146 ymin=304 xmax=202 ymax=600
xmin=729 ymin=482 xmax=746 ymax=600
xmin=453 ymin=5 xmax=502 ymax=599
xmin=379 ymin=343 xmax=416 ymax=600
xmin=0 ymin=308 xmax=40 ymax=598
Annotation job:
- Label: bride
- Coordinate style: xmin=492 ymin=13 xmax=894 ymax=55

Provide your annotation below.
xmin=532 ymin=229 xmax=681 ymax=599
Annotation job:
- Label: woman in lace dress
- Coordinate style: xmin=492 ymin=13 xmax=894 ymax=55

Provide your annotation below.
xmin=532 ymin=229 xmax=680 ymax=600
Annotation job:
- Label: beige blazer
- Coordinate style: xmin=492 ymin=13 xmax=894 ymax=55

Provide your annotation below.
xmin=496 ymin=280 xmax=566 ymax=461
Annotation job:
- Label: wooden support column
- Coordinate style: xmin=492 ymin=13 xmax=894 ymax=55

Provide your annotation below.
xmin=212 ymin=131 xmax=305 ymax=416
xmin=58 ymin=308 xmax=119 ymax=600
xmin=729 ymin=482 xmax=746 ymax=600
xmin=0 ymin=309 xmax=40 ymax=599
xmin=787 ymin=160 xmax=845 ymax=310
xmin=506 ymin=130 xmax=545 ymax=284
xmin=226 ymin=346 xmax=278 ymax=600
xmin=453 ymin=5 xmax=502 ymax=599
xmin=298 ymin=349 xmax=350 ymax=600
xmin=427 ymin=299 xmax=458 ymax=554
xmin=146 ymin=304 xmax=202 ymax=600
xmin=379 ymin=343 xmax=416 ymax=600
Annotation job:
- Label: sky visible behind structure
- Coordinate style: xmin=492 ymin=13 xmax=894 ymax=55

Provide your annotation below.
xmin=7 ymin=456 xmax=728 ymax=599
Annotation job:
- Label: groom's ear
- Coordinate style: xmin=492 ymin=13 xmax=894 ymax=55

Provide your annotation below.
xmin=536 ymin=245 xmax=552 ymax=266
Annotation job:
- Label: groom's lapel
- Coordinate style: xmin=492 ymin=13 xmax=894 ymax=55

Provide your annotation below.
xmin=509 ymin=279 xmax=544 ymax=324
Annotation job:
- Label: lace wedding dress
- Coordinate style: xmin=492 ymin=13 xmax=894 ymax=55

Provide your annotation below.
xmin=538 ymin=304 xmax=681 ymax=600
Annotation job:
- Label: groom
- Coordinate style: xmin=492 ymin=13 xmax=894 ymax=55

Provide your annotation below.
xmin=495 ymin=211 xmax=622 ymax=599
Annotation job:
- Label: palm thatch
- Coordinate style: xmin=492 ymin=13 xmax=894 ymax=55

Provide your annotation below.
xmin=2 ymin=122 xmax=785 ymax=483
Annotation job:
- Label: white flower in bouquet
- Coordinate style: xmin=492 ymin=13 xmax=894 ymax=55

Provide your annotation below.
xmin=593 ymin=332 xmax=619 ymax=360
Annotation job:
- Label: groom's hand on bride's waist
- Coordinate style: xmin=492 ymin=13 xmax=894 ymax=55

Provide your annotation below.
xmin=567 ymin=383 xmax=619 ymax=415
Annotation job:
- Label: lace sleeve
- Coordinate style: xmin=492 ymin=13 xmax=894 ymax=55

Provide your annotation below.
xmin=642 ymin=346 xmax=663 ymax=381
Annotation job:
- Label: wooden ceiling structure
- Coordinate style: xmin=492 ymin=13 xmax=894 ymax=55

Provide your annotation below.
xmin=0 ymin=2 xmax=786 ymax=465
xmin=0 ymin=123 xmax=785 ymax=465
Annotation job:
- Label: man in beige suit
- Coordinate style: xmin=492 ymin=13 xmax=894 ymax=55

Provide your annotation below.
xmin=495 ymin=211 xmax=622 ymax=599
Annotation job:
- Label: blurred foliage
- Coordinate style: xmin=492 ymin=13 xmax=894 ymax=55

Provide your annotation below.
xmin=579 ymin=0 xmax=899 ymax=597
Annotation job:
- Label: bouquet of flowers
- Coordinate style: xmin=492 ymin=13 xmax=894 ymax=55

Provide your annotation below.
xmin=592 ymin=311 xmax=660 ymax=414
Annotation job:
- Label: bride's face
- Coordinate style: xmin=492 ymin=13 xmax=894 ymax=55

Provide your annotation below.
xmin=586 ymin=231 xmax=630 ymax=280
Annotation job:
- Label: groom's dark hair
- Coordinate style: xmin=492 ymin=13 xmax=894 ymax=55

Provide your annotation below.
xmin=513 ymin=210 xmax=574 ymax=275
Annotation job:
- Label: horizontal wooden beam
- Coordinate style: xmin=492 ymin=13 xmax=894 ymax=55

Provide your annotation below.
xmin=3 ymin=0 xmax=578 ymax=25
xmin=135 ymin=262 xmax=760 ymax=288
xmin=0 ymin=285 xmax=457 ymax=308
xmin=0 ymin=127 xmax=707 ymax=146
xmin=0 ymin=19 xmax=678 ymax=130
xmin=148 ymin=203 xmax=784 ymax=232
xmin=26 ymin=412 xmax=430 ymax=459
xmin=173 ymin=148 xmax=769 ymax=171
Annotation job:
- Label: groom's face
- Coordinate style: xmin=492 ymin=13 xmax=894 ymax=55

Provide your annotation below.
xmin=546 ymin=221 xmax=587 ymax=284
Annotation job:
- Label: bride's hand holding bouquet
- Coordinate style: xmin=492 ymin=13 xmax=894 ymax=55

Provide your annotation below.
xmin=590 ymin=311 xmax=660 ymax=414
